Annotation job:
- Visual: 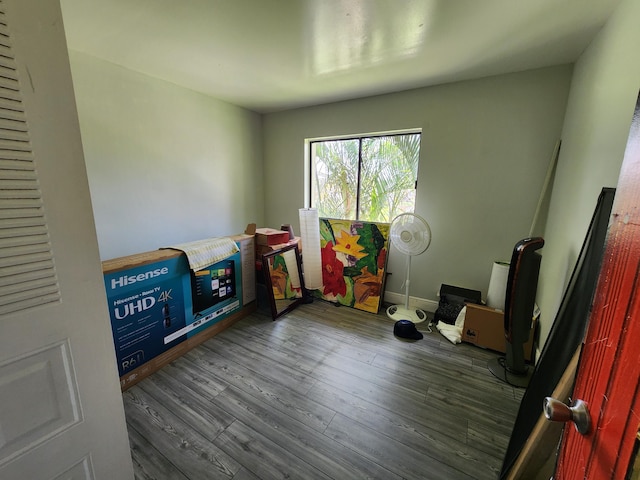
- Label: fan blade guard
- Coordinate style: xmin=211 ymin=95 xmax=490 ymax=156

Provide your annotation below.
xmin=389 ymin=213 xmax=431 ymax=256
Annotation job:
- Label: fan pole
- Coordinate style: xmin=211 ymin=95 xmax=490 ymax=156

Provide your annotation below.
xmin=386 ymin=253 xmax=428 ymax=324
xmin=404 ymin=255 xmax=411 ymax=311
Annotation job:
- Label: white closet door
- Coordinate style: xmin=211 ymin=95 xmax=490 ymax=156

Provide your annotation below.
xmin=0 ymin=0 xmax=134 ymax=478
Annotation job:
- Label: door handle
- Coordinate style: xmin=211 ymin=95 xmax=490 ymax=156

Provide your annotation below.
xmin=543 ymin=397 xmax=591 ymax=435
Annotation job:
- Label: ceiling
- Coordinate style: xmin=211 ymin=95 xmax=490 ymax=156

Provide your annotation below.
xmin=60 ymin=0 xmax=620 ymax=114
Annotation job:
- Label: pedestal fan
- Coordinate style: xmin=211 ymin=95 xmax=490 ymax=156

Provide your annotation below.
xmin=386 ymin=213 xmax=432 ymax=324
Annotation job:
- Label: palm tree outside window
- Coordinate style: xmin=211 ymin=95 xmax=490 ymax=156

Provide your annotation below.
xmin=309 ymin=132 xmax=421 ymax=223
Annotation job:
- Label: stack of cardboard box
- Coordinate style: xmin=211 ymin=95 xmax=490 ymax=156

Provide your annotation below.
xmin=253 ymin=227 xmax=301 ymax=258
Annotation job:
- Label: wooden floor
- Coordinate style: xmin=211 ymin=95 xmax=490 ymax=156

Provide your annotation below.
xmin=123 ymin=300 xmax=524 ymax=480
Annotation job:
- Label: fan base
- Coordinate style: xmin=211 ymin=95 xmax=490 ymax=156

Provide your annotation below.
xmin=487 ymin=357 xmax=533 ymax=388
xmin=386 ymin=305 xmax=428 ymax=324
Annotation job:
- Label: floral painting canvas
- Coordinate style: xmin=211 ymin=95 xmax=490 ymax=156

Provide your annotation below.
xmin=316 ymin=218 xmax=390 ymax=313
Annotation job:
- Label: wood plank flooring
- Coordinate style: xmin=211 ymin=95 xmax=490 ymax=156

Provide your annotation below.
xmin=123 ymin=300 xmax=524 ymax=480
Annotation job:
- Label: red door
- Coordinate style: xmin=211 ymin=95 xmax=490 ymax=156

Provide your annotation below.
xmin=555 ymin=95 xmax=640 ymax=478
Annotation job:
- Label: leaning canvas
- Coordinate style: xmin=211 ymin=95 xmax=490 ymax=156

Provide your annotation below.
xmin=316 ymin=218 xmax=390 ymax=313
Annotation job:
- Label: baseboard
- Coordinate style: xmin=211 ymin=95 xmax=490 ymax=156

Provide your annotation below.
xmin=383 ymin=291 xmax=439 ymax=313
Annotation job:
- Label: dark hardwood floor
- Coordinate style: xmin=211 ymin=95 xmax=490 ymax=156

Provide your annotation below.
xmin=123 ymin=300 xmax=524 ymax=480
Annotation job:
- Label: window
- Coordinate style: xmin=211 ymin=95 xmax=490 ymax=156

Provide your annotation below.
xmin=309 ymin=132 xmax=421 ymax=223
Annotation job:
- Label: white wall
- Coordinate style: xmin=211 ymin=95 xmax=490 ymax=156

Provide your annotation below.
xmin=262 ymin=66 xmax=572 ymax=308
xmin=68 ymin=51 xmax=264 ymax=260
xmin=536 ymin=0 xmax=640 ymax=348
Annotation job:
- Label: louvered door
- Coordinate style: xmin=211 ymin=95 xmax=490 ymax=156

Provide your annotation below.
xmin=0 ymin=1 xmax=133 ymax=479
xmin=0 ymin=22 xmax=60 ymax=316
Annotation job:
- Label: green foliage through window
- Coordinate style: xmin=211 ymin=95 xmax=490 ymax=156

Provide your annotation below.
xmin=310 ymin=132 xmax=420 ymax=223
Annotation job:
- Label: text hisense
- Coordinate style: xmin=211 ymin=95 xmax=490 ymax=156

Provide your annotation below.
xmin=111 ymin=267 xmax=169 ymax=289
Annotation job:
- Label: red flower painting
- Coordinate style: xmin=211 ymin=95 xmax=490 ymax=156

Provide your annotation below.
xmin=321 ymin=241 xmax=347 ymax=297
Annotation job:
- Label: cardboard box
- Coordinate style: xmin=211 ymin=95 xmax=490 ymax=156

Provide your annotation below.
xmin=462 ymin=303 xmax=535 ymax=362
xmin=255 ymin=228 xmax=290 ymax=246
xmin=231 ymin=234 xmax=256 ymax=305
xmin=255 ymin=236 xmax=301 ymax=257
xmin=102 ymin=237 xmax=244 ymax=381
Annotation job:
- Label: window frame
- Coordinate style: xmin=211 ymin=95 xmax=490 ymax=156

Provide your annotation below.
xmin=307 ymin=129 xmax=422 ymax=222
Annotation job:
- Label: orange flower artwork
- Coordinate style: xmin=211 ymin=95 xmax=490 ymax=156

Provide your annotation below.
xmin=353 ymin=266 xmax=384 ymax=311
xmin=269 ymin=263 xmax=288 ymax=300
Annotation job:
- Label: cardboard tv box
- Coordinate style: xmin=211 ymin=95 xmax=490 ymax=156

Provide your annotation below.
xmin=102 ymin=235 xmax=253 ymax=389
xmin=461 ymin=303 xmax=536 ymax=362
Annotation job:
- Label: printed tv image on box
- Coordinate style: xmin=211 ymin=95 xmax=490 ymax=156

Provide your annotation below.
xmin=191 ymin=258 xmax=236 ymax=316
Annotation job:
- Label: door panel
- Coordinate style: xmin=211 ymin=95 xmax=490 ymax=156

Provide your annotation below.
xmin=555 ymin=94 xmax=640 ymax=478
xmin=0 ymin=341 xmax=81 ymax=465
xmin=52 ymin=458 xmax=93 ymax=480
xmin=0 ymin=1 xmax=133 ymax=478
